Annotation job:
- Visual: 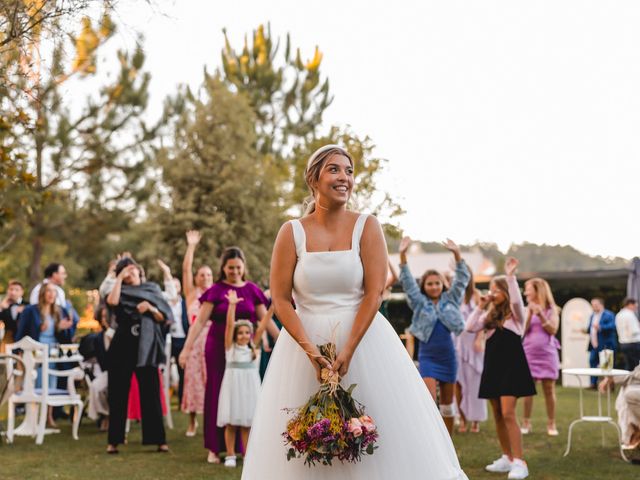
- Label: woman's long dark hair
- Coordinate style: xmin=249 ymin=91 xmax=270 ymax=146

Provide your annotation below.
xmin=217 ymin=246 xmax=247 ymax=282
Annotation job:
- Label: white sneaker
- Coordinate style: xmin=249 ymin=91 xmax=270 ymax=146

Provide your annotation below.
xmin=224 ymin=455 xmax=237 ymax=468
xmin=485 ymin=454 xmax=513 ymax=473
xmin=507 ymin=459 xmax=529 ymax=479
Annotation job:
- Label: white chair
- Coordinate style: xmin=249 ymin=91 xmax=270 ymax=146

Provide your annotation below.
xmin=5 ymin=336 xmax=84 ymax=444
xmin=161 ymin=334 xmax=173 ymax=429
xmin=0 ymin=352 xmax=25 ymax=442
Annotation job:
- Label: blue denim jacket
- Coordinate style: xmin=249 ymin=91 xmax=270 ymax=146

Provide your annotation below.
xmin=399 ymin=261 xmax=470 ymax=343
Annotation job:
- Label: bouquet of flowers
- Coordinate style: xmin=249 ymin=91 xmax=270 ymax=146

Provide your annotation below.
xmin=283 ymin=342 xmax=378 ymax=467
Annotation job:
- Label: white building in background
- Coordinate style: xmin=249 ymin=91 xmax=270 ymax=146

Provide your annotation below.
xmin=388 ymin=243 xmax=496 ymax=283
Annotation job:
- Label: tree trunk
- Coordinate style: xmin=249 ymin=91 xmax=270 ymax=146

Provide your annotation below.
xmin=29 ymin=229 xmax=43 ymax=288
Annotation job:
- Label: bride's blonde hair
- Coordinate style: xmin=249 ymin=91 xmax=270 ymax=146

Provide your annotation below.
xmin=303 ymin=145 xmax=353 ymax=216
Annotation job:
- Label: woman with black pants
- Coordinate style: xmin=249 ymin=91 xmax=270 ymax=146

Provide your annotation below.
xmin=106 ymin=258 xmax=173 ymax=454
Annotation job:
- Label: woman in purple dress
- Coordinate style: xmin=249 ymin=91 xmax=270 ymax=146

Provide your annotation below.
xmin=179 ymin=247 xmax=268 ymax=464
xmin=520 ymin=277 xmax=560 ymax=436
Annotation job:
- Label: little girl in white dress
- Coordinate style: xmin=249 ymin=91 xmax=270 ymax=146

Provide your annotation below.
xmin=217 ymin=290 xmax=261 ymax=468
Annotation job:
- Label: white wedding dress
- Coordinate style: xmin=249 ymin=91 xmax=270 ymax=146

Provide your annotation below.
xmin=242 ymin=214 xmax=468 ymax=479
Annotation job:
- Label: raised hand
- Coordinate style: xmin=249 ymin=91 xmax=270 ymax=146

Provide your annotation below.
xmin=186 ymin=230 xmax=201 ymax=246
xmin=399 ymin=236 xmax=412 ymax=255
xmin=157 ymin=259 xmax=171 ymax=277
xmin=225 ymin=289 xmax=244 ymax=305
xmin=504 ymin=257 xmax=519 ymax=276
xmin=442 ymin=238 xmax=461 ymax=262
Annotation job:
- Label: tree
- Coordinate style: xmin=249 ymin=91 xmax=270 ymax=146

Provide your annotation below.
xmin=151 ymin=74 xmax=283 ymax=284
xmin=220 ymin=23 xmax=332 ymax=157
xmin=1 ymin=10 xmax=159 ymax=286
xmin=220 ymin=25 xmax=403 ymax=236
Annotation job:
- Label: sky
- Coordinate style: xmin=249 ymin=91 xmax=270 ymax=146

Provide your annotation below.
xmin=103 ymin=0 xmax=640 ymax=259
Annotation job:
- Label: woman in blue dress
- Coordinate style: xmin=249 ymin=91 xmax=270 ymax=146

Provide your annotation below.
xmin=398 ymin=237 xmax=470 ymax=435
xmin=16 ymin=282 xmax=75 ymax=427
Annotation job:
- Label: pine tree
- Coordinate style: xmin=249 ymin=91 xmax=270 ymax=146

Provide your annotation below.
xmin=220 ymin=24 xmax=332 ymax=157
xmin=152 ymin=74 xmax=283 ymax=284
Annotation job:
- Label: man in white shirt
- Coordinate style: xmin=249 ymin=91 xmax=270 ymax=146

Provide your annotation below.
xmin=616 ymin=298 xmax=640 ymax=371
xmin=29 ymin=263 xmax=67 ymax=306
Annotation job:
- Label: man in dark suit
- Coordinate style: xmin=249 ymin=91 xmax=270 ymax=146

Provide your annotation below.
xmin=0 ymin=280 xmax=28 ymax=350
xmin=587 ymin=297 xmax=618 ymax=387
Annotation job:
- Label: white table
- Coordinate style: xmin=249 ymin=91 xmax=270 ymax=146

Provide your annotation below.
xmin=562 ymin=367 xmax=630 ymax=462
xmin=12 ymin=353 xmax=84 ymax=438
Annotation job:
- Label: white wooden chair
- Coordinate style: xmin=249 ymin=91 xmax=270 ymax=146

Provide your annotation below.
xmin=5 ymin=336 xmax=84 ymax=444
xmin=0 ymin=352 xmax=25 ymax=442
xmin=161 ymin=334 xmax=173 ymax=429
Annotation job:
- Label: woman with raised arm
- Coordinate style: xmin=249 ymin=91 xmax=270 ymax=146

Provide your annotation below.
xmin=179 ymin=246 xmax=268 ymax=464
xmin=180 ymin=230 xmax=214 ymax=437
xmin=465 ymin=258 xmax=536 ymax=480
xmin=241 ymin=145 xmax=467 ymax=479
xmin=398 ymin=235 xmax=470 ymax=435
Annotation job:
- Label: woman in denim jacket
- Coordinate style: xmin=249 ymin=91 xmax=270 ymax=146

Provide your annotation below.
xmin=399 ymin=237 xmax=470 ymax=435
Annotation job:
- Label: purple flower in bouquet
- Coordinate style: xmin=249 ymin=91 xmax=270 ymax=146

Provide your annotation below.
xmin=307 ymin=418 xmax=331 ymax=439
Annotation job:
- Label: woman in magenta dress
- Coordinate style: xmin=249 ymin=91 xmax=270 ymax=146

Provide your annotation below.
xmin=179 ymin=246 xmax=268 ymax=464
xmin=520 ymin=277 xmax=560 ymax=436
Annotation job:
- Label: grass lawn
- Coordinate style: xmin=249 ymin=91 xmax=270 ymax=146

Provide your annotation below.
xmin=1 ymin=386 xmax=638 ymax=479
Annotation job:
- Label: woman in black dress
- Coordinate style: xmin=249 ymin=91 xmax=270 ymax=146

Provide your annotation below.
xmin=106 ymin=258 xmax=173 ymax=454
xmin=465 ymin=257 xmax=535 ymax=480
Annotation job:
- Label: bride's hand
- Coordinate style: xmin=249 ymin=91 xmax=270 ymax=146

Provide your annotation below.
xmin=307 ymin=348 xmax=332 ymax=383
xmin=332 ymin=349 xmax=353 ymax=377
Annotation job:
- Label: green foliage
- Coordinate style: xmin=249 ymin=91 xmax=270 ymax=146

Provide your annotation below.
xmin=507 ymin=242 xmax=628 ymax=272
xmin=1 ymin=388 xmax=638 ymax=479
xmin=220 ymin=24 xmax=332 ymax=156
xmin=151 ymin=74 xmax=283 ymax=284
xmin=0 ymin=9 xmax=159 ymax=285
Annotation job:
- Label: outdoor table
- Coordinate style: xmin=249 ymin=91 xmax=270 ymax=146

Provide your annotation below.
xmin=562 ymin=367 xmax=630 ymax=462
xmin=12 ymin=351 xmax=84 ymax=438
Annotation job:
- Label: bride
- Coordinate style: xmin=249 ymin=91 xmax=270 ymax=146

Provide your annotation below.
xmin=242 ymin=145 xmax=468 ymax=479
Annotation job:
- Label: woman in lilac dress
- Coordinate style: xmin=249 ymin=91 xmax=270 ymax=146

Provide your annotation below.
xmin=520 ymin=277 xmax=560 ymax=436
xmin=455 ymin=274 xmax=487 ymax=433
xmin=179 ymin=247 xmax=268 ymax=464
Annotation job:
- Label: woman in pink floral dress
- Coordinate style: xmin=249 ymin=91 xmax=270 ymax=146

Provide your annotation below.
xmin=180 ymin=230 xmax=214 ymax=436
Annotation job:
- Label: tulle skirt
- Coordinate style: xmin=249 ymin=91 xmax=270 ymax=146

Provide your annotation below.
xmin=217 ymin=367 xmax=260 ymax=427
xmin=241 ymin=307 xmax=467 ymax=479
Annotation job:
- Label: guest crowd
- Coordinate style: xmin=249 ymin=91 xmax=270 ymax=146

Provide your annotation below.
xmin=1 ymin=231 xmax=639 ymax=477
